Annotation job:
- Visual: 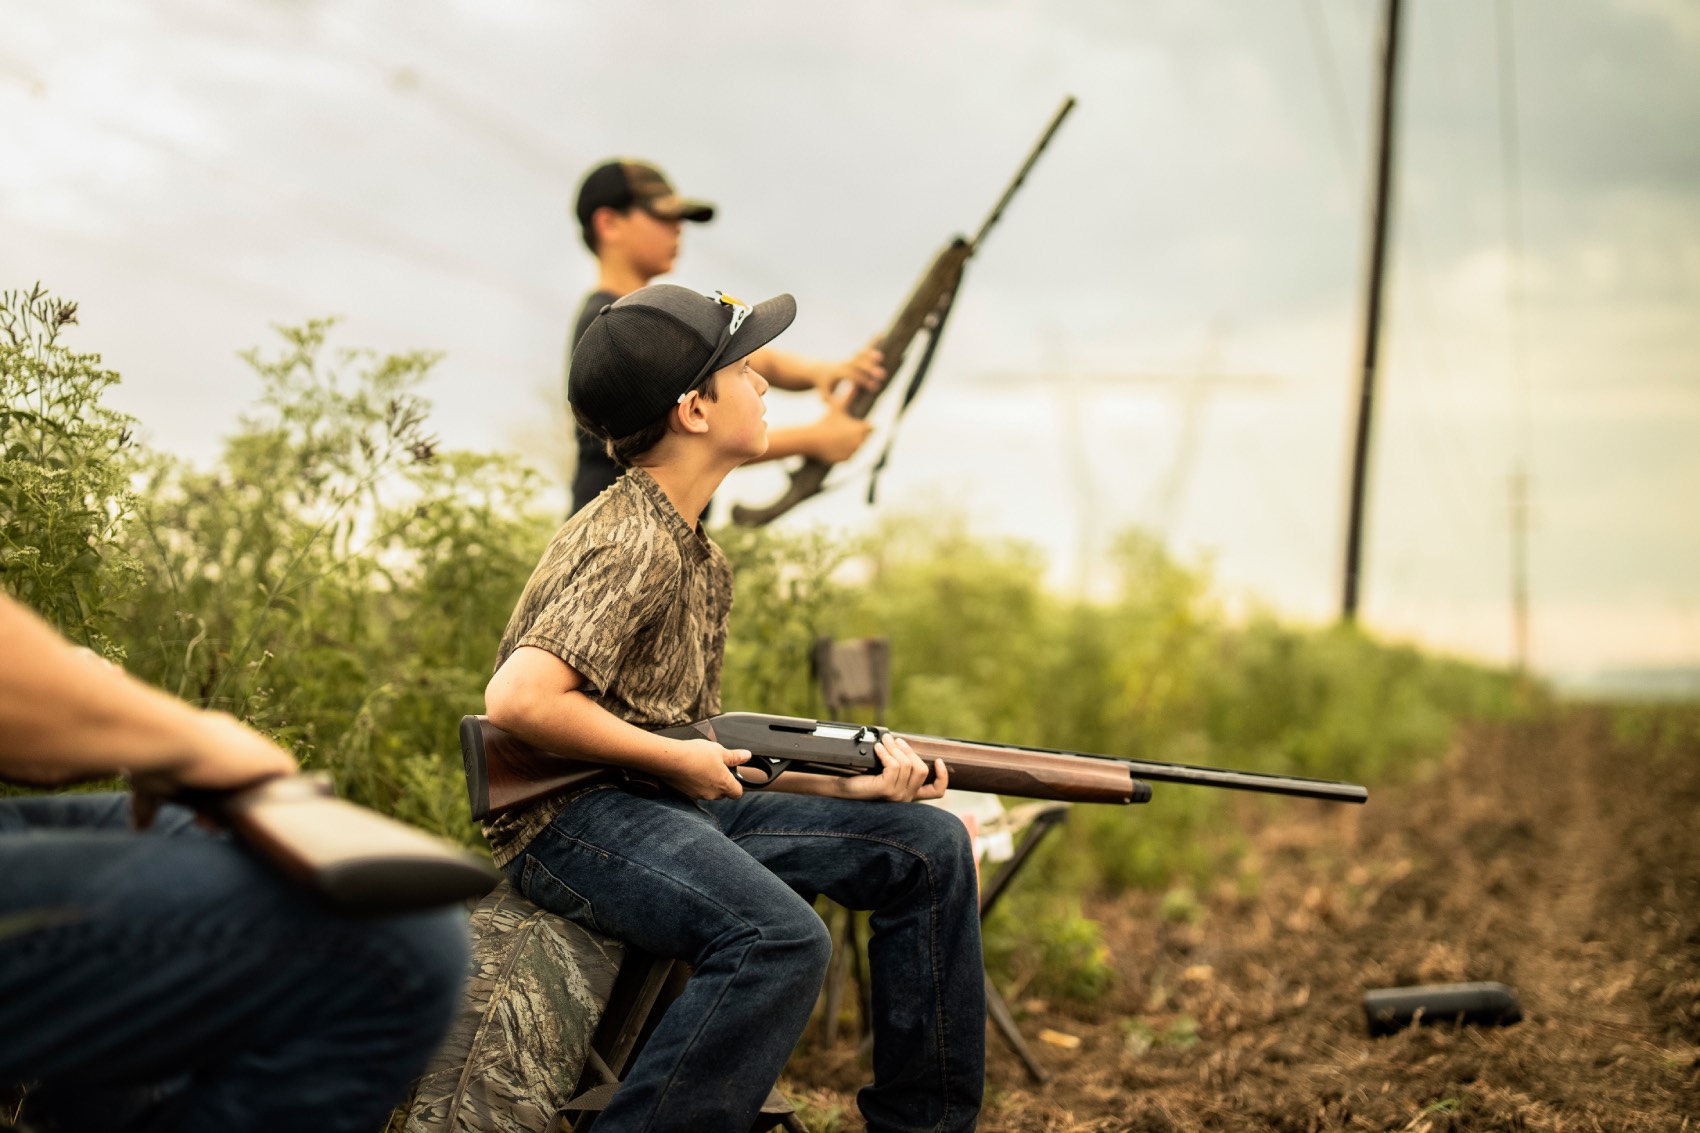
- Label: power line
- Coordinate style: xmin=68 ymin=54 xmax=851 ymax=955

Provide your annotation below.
xmin=1299 ymin=0 xmax=1358 ymax=187
xmin=1299 ymin=1 xmax=1495 ymax=609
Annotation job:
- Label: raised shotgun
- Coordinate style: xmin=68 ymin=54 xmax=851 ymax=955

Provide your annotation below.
xmin=460 ymin=712 xmax=1367 ymax=821
xmin=730 ymin=96 xmax=1077 ymax=526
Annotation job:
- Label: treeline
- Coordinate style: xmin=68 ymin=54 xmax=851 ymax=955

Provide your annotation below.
xmin=1 ymin=287 xmax=1527 ymax=998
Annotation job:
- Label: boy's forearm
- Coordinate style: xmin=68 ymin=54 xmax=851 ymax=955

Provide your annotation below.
xmin=768 ymin=774 xmax=855 ymax=798
xmin=482 ymin=680 xmax=686 ymax=775
xmin=749 ymin=347 xmax=823 ymax=392
xmin=752 ymin=422 xmax=826 ymax=462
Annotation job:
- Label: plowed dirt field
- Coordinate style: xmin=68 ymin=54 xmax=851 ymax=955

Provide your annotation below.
xmin=785 ymin=705 xmax=1700 ymax=1131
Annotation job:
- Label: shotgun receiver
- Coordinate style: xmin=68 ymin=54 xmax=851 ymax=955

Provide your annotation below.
xmin=730 ymin=96 xmax=1077 ymax=526
xmin=460 ymin=712 xmax=1368 ymax=821
xmin=174 ymin=773 xmax=500 ymax=913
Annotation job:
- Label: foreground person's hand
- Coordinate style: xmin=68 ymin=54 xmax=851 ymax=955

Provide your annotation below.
xmin=131 ymin=712 xmax=299 ymax=828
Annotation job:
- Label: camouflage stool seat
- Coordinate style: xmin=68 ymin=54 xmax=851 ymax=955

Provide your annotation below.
xmin=395 ymin=878 xmax=625 ymax=1133
xmin=394 ymin=879 xmax=801 ymax=1133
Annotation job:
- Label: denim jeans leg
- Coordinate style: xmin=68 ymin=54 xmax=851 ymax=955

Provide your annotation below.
xmin=0 ymin=793 xmax=469 ymax=1133
xmin=504 ymin=787 xmax=834 ymax=1133
xmin=705 ymin=793 xmax=985 ymax=1133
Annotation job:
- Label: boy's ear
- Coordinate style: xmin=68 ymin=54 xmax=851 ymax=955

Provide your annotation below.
xmin=671 ymin=390 xmax=712 ymax=437
xmin=591 ymin=206 xmax=624 ymax=248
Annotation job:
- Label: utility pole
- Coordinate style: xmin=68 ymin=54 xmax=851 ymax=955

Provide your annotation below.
xmin=1497 ymin=0 xmax=1532 ymax=676
xmin=1510 ymin=466 xmax=1529 ymax=674
xmin=1340 ymin=0 xmax=1404 ymax=621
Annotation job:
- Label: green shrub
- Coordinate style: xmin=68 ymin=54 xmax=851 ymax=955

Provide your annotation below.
xmin=0 ymin=285 xmax=142 ymax=657
xmin=984 ymin=898 xmax=1115 ymax=1003
xmin=111 ymin=318 xmax=553 ymax=842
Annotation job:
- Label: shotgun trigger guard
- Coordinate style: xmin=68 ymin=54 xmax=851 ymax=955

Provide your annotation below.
xmin=734 ymin=754 xmax=792 ymax=788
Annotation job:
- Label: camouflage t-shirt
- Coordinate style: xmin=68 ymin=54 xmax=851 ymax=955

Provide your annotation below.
xmin=481 ymin=467 xmax=733 ymax=867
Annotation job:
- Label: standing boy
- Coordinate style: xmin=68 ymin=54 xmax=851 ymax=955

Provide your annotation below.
xmin=567 ymin=159 xmax=886 ymax=513
xmin=485 ymin=284 xmax=985 ymax=1131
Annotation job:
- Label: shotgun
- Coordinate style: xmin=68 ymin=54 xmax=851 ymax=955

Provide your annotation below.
xmin=173 ymin=773 xmax=500 ymax=914
xmin=729 ymin=96 xmax=1077 ymax=526
xmin=460 ymin=712 xmax=1367 ymax=822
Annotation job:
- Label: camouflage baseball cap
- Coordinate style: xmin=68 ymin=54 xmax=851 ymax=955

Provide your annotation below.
xmin=574 ymin=159 xmax=716 ymax=228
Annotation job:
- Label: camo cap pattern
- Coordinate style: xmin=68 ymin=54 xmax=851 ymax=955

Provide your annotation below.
xmin=574 ymin=158 xmax=715 ymax=228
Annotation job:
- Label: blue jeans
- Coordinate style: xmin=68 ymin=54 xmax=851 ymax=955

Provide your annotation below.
xmin=506 ymin=786 xmax=985 ymax=1133
xmin=0 ymin=792 xmax=469 ymax=1133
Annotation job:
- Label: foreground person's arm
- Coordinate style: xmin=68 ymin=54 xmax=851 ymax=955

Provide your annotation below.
xmin=0 ymin=594 xmax=297 ymax=789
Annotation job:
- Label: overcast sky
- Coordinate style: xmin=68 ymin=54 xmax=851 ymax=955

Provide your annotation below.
xmin=4 ymin=0 xmax=1697 ymax=677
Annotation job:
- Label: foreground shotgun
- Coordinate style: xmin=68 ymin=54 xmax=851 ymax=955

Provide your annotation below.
xmin=173 ymin=773 xmax=500 ymax=913
xmin=729 ymin=96 xmax=1077 ymax=526
xmin=460 ymin=712 xmax=1367 ymax=821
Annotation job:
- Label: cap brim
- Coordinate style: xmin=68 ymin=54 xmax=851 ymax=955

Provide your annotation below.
xmin=645 ymin=194 xmax=716 ymax=223
xmin=716 ymin=293 xmax=796 ymax=370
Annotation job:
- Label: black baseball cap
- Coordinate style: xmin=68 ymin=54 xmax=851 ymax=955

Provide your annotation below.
xmin=570 ymin=284 xmax=796 ymax=439
xmin=574 ymin=160 xmax=716 ymax=230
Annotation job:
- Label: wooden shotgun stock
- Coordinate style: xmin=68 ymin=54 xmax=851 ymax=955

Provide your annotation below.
xmin=179 ymin=773 xmax=500 ymax=914
xmin=459 ymin=711 xmax=1368 ymax=822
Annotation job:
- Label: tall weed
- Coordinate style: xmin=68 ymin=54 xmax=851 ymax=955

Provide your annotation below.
xmin=0 ymin=286 xmax=141 ymax=657
xmin=115 ymin=319 xmax=553 ymax=840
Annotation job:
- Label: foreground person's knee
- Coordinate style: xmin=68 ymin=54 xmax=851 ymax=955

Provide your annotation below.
xmin=366 ymin=905 xmax=470 ymax=1038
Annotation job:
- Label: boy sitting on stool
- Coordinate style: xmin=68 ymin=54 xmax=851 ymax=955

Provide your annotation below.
xmin=482 ymin=284 xmax=985 ymax=1132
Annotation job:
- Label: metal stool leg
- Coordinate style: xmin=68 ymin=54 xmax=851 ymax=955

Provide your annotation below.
xmin=820 ymin=906 xmax=852 ymax=1047
xmin=985 ymin=971 xmax=1050 ymax=1084
xmin=978 ymin=804 xmax=1070 ymax=1084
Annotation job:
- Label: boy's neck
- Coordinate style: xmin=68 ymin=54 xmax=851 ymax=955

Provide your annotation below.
xmin=637 ymin=447 xmax=740 ymax=532
xmin=595 ymin=258 xmax=654 ymax=299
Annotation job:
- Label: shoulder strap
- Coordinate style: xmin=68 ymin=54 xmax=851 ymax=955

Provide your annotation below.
xmin=865 ymin=285 xmax=963 ymax=504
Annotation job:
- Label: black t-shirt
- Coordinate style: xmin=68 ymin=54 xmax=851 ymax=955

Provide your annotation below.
xmin=568 ymin=289 xmax=621 ymax=513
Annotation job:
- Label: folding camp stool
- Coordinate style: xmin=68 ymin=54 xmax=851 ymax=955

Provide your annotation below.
xmin=811 ymin=636 xmax=1072 ymax=1083
xmin=973 ymin=798 xmax=1071 ymax=1083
